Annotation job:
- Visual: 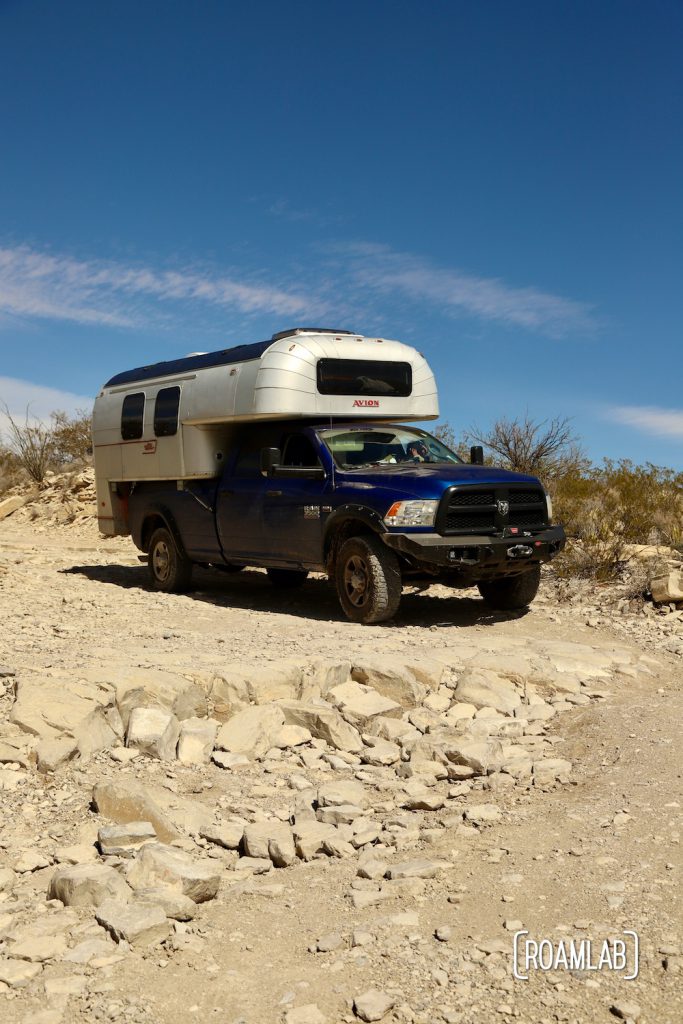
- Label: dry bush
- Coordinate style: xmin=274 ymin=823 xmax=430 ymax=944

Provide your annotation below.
xmin=51 ymin=409 xmax=92 ymax=464
xmin=467 ymin=414 xmax=588 ymax=484
xmin=0 ymin=403 xmax=55 ymax=485
xmin=553 ymin=460 xmax=683 ymax=580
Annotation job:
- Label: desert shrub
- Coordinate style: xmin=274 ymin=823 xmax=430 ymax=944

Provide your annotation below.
xmin=51 ymin=409 xmax=93 ymax=464
xmin=0 ymin=404 xmax=55 ymax=485
xmin=467 ymin=414 xmax=588 ymax=484
xmin=553 ymin=460 xmax=683 ymax=580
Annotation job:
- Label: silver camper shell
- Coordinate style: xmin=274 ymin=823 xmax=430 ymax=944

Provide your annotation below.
xmin=93 ymin=328 xmax=439 ymax=535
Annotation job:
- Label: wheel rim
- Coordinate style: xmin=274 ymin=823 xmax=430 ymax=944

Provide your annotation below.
xmin=152 ymin=540 xmax=171 ymax=582
xmin=343 ymin=554 xmax=369 ymax=607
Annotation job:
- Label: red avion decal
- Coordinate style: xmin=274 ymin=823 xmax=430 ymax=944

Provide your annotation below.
xmin=142 ymin=440 xmax=157 ymax=454
xmin=352 ymin=399 xmax=380 ymax=408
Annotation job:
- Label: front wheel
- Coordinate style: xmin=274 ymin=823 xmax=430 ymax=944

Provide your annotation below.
xmin=477 ymin=566 xmax=541 ymax=611
xmin=335 ymin=535 xmax=402 ymax=624
xmin=148 ymin=527 xmax=193 ymax=593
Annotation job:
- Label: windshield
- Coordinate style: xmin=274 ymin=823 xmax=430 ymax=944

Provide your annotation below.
xmin=319 ymin=425 xmax=463 ymax=470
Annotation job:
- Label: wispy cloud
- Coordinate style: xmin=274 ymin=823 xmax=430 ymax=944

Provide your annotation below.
xmin=0 ymin=240 xmax=594 ymax=340
xmin=334 ymin=242 xmax=596 ymax=337
xmin=0 ymin=245 xmax=313 ymax=329
xmin=607 ymin=404 xmax=683 ymax=440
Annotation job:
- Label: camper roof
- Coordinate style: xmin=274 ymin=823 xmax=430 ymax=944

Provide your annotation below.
xmin=104 ymin=328 xmax=359 ymax=388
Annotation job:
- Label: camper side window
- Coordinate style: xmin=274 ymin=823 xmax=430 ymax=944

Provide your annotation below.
xmin=154 ymin=386 xmax=181 ymax=437
xmin=121 ymin=393 xmax=145 ymax=440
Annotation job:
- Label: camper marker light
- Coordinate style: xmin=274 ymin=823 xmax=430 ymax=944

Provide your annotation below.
xmin=385 ymin=500 xmax=439 ymax=528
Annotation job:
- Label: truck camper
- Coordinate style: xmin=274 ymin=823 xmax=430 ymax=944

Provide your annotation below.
xmin=93 ymin=327 xmax=565 ymax=623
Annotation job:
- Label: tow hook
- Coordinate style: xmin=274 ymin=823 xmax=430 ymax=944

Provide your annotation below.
xmin=507 ymin=544 xmax=534 ymax=559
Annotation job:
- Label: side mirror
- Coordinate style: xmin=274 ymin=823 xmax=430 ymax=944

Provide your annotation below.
xmin=260 ymin=447 xmax=281 ymax=476
xmin=470 ymin=445 xmax=484 ymax=466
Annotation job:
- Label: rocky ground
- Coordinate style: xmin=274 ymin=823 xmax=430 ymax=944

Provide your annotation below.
xmin=0 ymin=482 xmax=681 ymax=1024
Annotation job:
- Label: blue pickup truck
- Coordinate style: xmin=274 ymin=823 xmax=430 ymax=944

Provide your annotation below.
xmin=127 ymin=419 xmax=565 ymax=623
xmin=94 ymin=328 xmax=565 ymax=623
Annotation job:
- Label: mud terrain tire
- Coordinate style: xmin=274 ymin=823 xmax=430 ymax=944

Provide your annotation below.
xmin=148 ymin=527 xmax=193 ymax=593
xmin=335 ymin=535 xmax=402 ymax=624
xmin=478 ymin=565 xmax=541 ymax=611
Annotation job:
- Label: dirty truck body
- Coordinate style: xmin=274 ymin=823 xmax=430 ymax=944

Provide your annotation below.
xmin=93 ymin=328 xmax=565 ymax=623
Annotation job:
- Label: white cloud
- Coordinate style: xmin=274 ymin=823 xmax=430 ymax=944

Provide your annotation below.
xmin=335 ymin=242 xmax=596 ymax=337
xmin=0 ymin=376 xmax=93 ymax=440
xmin=0 ymin=374 xmax=93 ymax=442
xmin=607 ymin=404 xmax=683 ymax=440
xmin=0 ymin=245 xmax=313 ymax=329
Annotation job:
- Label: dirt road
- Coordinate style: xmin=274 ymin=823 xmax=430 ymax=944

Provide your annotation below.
xmin=0 ymin=519 xmax=680 ymax=1024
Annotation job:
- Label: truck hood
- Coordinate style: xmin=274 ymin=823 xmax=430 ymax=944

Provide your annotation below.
xmin=335 ymin=463 xmax=543 ymax=500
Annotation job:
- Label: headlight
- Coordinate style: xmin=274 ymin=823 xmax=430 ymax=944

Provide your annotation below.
xmin=384 ymin=499 xmax=439 ymax=528
xmin=545 ymin=491 xmax=553 ymax=522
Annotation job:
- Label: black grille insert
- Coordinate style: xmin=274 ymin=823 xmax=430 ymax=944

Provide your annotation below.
xmin=439 ymin=485 xmax=547 ymax=535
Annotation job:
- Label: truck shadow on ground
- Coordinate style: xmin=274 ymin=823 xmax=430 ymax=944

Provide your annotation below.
xmin=64 ymin=563 xmax=527 ymax=628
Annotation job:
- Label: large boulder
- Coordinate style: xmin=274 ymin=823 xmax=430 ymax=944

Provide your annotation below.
xmin=126 ymin=707 xmax=180 ymax=760
xmin=327 ymin=680 xmax=401 ymax=729
xmin=176 ymin=717 xmax=218 ymax=765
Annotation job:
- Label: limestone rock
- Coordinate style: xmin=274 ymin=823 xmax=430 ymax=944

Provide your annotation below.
xmin=351 ymin=658 xmax=427 ymax=708
xmin=328 ymin=680 xmax=401 ymax=728
xmin=353 ymin=988 xmax=396 ymax=1022
xmin=454 ymin=669 xmax=521 ymax=714
xmin=200 ymin=821 xmax=245 ymax=850
xmin=98 ymin=821 xmax=157 ymax=857
xmin=126 ymin=707 xmax=180 ymax=760
xmin=48 ymin=863 xmax=131 ymax=907
xmin=651 ymin=571 xmax=683 ymax=604
xmin=293 ymin=821 xmax=338 ymax=861
xmin=211 ymin=750 xmax=250 ymax=770
xmin=126 ymin=843 xmax=220 ymax=903
xmin=92 ymin=779 xmax=179 ymax=843
xmin=0 ymin=494 xmax=31 ymax=520
xmin=10 ymin=676 xmax=112 ymax=742
xmin=214 ymin=705 xmax=286 ymax=760
xmin=0 ymin=959 xmax=42 ymax=988
xmin=386 ymin=859 xmax=448 ymax=880
xmin=135 ymin=887 xmax=197 ymax=920
xmin=242 ymin=822 xmax=296 ymax=867
xmin=443 ymin=737 xmax=505 ymax=775
xmin=463 ymin=804 xmax=502 ymax=825
xmin=317 ymin=779 xmax=368 ymax=809
xmin=176 ymin=716 xmax=219 ymax=764
xmin=279 ymin=701 xmax=363 ymax=752
xmin=114 ymin=668 xmax=207 ymax=728
xmin=96 ymin=899 xmax=171 ymax=947
xmin=532 ymin=758 xmax=572 ymax=784
xmin=35 ymin=736 xmax=78 ymax=773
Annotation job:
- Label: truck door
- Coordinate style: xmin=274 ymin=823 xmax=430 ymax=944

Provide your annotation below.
xmin=215 ymin=427 xmax=270 ymax=560
xmin=262 ymin=431 xmax=330 ymax=566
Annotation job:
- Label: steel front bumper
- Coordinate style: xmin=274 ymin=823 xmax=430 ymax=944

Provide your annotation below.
xmin=382 ymin=525 xmax=566 ymax=575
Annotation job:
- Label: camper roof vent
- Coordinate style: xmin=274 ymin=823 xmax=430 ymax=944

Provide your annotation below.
xmin=186 ymin=351 xmax=208 ymax=357
xmin=271 ymin=327 xmax=357 ymax=343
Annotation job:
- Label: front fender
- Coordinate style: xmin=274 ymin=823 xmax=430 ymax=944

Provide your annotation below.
xmin=323 ymin=504 xmax=386 ymax=564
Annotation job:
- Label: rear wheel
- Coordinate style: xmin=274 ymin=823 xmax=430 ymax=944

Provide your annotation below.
xmin=266 ymin=567 xmax=309 ymax=588
xmin=478 ymin=566 xmax=540 ymax=610
xmin=147 ymin=527 xmax=193 ymax=593
xmin=335 ymin=534 xmax=402 ymax=624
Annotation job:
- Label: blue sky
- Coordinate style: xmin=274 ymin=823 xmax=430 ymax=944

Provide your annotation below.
xmin=0 ymin=0 xmax=681 ymax=467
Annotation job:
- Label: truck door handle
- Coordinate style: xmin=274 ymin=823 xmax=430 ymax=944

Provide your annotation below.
xmin=266 ymin=489 xmax=282 ymax=497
